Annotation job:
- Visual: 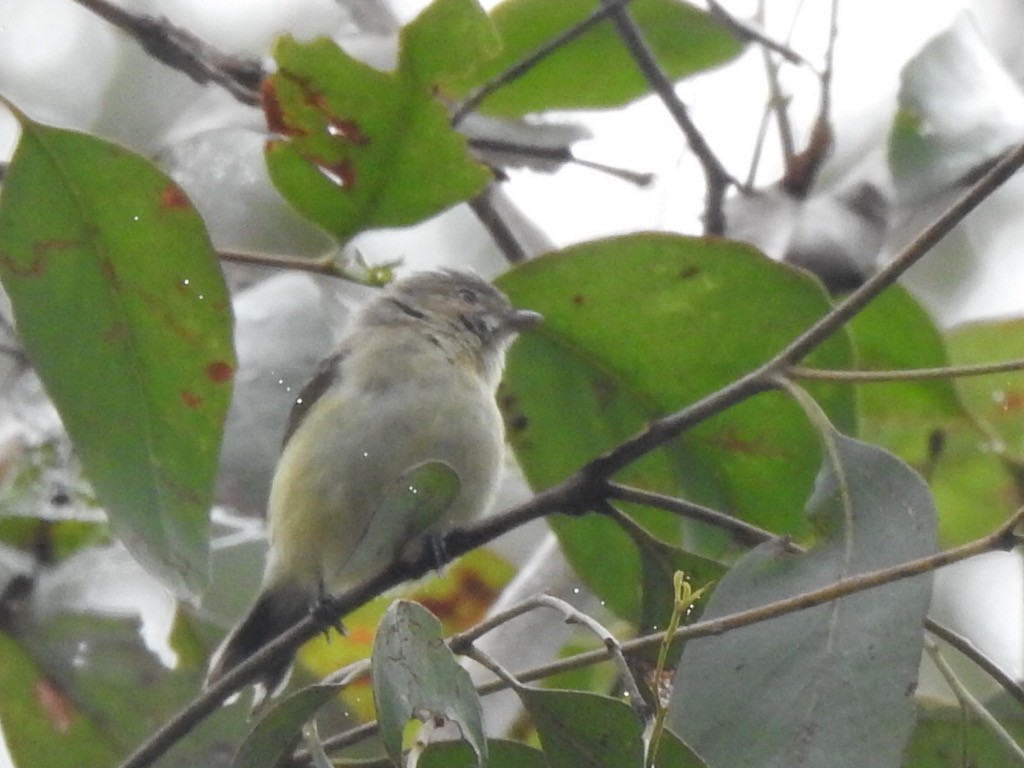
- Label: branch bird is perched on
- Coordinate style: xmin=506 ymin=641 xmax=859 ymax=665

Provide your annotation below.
xmin=204 ymin=270 xmax=541 ymax=703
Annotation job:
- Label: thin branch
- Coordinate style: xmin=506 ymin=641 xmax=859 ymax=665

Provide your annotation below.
xmin=926 ymin=620 xmax=1024 ymax=711
xmin=706 ymin=0 xmax=809 ymax=66
xmin=794 ymin=360 xmax=1024 ymax=385
xmin=598 ymin=0 xmax=735 ymax=235
xmin=781 ymin=0 xmax=837 ymax=196
xmin=606 ymin=482 xmax=785 ymax=549
xmin=924 ymin=638 xmax=1024 ymax=765
xmin=791 ymin=357 xmax=1024 ymax=382
xmin=472 ymin=504 xmax=1024 ymax=696
xmin=217 ymin=249 xmax=397 ymax=286
xmin=72 ymin=0 xmax=262 ymax=105
xmin=536 ymin=588 xmax=649 ymax=718
xmin=467 ymin=185 xmax=529 ymax=264
xmin=468 ymin=137 xmax=654 ymax=186
xmin=450 ymin=0 xmax=637 ymax=126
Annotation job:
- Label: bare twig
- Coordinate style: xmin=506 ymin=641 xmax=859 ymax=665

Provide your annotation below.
xmin=607 ymin=482 xmax=784 ymax=549
xmin=781 ymin=0 xmax=838 ymax=195
xmin=467 ymin=185 xmax=529 ymax=264
xmin=598 ymin=0 xmax=735 ymax=235
xmin=926 ymin=620 xmax=1024 ymax=711
xmin=925 ymin=638 xmax=1024 ymax=764
xmin=451 ymin=0 xmax=637 ymax=125
xmin=72 ymin=0 xmax=263 ymax=105
xmin=791 ymin=357 xmax=1024 ymax=382
xmin=706 ymin=0 xmax=809 ymax=66
xmin=468 ymin=137 xmax=654 ymax=186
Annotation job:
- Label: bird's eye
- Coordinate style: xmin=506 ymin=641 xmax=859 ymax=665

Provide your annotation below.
xmin=457 ymin=288 xmax=478 ymax=304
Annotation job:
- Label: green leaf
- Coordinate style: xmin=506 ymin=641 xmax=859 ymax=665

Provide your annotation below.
xmin=497 ymin=234 xmax=855 ymax=620
xmin=420 ymin=739 xmax=548 ymax=768
xmin=0 ymin=112 xmax=235 ymax=597
xmin=264 ymin=0 xmax=497 ymax=243
xmin=0 ymin=630 xmax=120 ymax=767
xmin=231 ymin=684 xmax=341 ymax=768
xmin=947 ymin=317 xmax=1024 ymax=465
xmin=371 ymin=600 xmax=486 ymax=767
xmin=651 ymin=730 xmax=710 ymax=768
xmin=848 ymin=286 xmax=1014 ymax=545
xmin=448 ymin=0 xmax=743 ymax=116
xmin=669 ymin=434 xmax=937 ymax=768
xmin=903 ymin=703 xmax=1024 ymax=767
xmin=518 ymin=688 xmax=644 ymax=768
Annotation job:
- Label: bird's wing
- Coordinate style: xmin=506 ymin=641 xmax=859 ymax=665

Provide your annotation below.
xmin=281 ymin=349 xmax=348 ymax=448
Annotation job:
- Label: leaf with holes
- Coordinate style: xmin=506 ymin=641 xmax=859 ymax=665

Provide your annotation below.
xmin=263 ymin=0 xmax=497 ymax=243
xmin=372 ymin=600 xmax=486 ymax=767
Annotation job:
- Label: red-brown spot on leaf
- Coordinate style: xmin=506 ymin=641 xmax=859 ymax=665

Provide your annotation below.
xmin=998 ymin=390 xmax=1024 ymax=413
xmin=571 ymin=293 xmax=585 ymax=306
xmin=206 ymin=360 xmax=233 ymax=383
xmin=34 ymin=678 xmax=73 ymax=733
xmin=180 ymin=390 xmax=203 ymax=408
xmin=417 ymin=569 xmax=499 ymax=629
xmin=262 ymin=78 xmax=288 ymax=134
xmin=0 ymin=249 xmax=47 ymax=278
xmin=159 ymin=183 xmax=190 ymax=211
xmin=679 ymin=265 xmax=701 ymax=279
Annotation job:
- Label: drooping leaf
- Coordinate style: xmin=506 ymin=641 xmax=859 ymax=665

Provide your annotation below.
xmin=0 ymin=110 xmax=235 ymax=597
xmin=371 ymin=600 xmax=486 ymax=767
xmin=669 ymin=433 xmax=937 ymax=768
xmin=263 ymin=0 xmax=497 ymax=242
xmin=848 ymin=286 xmax=1015 ymax=545
xmin=497 ymin=234 xmax=855 ymax=620
xmin=448 ymin=0 xmax=743 ymax=116
xmin=518 ymin=687 xmax=644 ymax=768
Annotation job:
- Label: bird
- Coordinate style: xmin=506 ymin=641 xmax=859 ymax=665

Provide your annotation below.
xmin=203 ymin=269 xmax=541 ymax=704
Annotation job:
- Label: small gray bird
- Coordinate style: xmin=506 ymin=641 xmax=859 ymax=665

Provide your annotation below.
xmin=204 ymin=270 xmax=541 ymax=703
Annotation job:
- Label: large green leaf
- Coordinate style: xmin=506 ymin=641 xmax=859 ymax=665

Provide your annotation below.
xmin=519 ymin=688 xmax=644 ymax=768
xmin=497 ymin=234 xmax=855 ymax=620
xmin=448 ymin=0 xmax=743 ymax=116
xmin=849 ymin=286 xmax=1015 ymax=545
xmin=263 ymin=0 xmax=497 ymax=243
xmin=669 ymin=434 xmax=936 ymax=768
xmin=0 ymin=112 xmax=235 ymax=597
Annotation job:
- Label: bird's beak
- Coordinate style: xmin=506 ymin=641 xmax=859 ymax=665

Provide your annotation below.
xmin=506 ymin=308 xmax=543 ymax=332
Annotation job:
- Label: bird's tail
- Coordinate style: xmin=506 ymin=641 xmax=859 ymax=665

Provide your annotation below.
xmin=204 ymin=579 xmax=310 ymax=706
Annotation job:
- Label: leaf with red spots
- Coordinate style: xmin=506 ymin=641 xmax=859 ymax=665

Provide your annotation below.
xmin=496 ymin=235 xmax=855 ymax=621
xmin=263 ymin=0 xmax=498 ymax=242
xmin=0 ymin=631 xmax=120 ymax=765
xmin=0 ymin=107 xmax=235 ymax=598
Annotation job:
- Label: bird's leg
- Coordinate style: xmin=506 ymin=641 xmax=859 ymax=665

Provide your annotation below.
xmin=310 ymin=577 xmax=346 ymax=641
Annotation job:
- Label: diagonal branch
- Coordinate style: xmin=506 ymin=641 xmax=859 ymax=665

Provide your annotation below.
xmin=598 ymin=0 xmax=735 ymax=235
xmin=72 ymin=0 xmax=263 ymax=104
